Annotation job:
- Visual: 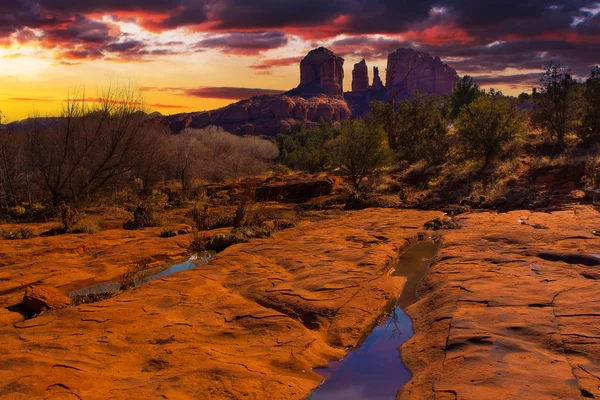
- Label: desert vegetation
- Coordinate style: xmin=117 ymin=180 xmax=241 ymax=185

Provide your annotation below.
xmin=0 ymin=86 xmax=279 ymax=236
xmin=273 ymin=61 xmax=600 ymax=210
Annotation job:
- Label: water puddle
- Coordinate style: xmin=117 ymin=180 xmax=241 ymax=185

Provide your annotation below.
xmin=308 ymin=239 xmax=439 ymax=400
xmin=68 ymin=252 xmax=214 ymax=298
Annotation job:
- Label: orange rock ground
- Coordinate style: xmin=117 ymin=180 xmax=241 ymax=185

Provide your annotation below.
xmin=0 ymin=209 xmax=440 ymax=400
xmin=399 ymin=206 xmax=600 ymax=399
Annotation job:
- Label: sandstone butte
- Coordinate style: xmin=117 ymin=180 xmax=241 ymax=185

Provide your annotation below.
xmin=0 ymin=205 xmax=599 ymax=399
xmin=161 ymin=47 xmax=459 ymax=135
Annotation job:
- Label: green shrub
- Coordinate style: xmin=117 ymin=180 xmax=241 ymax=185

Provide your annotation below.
xmin=335 ymin=120 xmax=393 ymax=191
xmin=450 ymin=75 xmax=484 ymax=119
xmin=579 ymin=67 xmax=600 ymax=144
xmin=276 ymin=119 xmax=339 ymax=172
xmin=394 ymin=91 xmax=452 ymax=165
xmin=456 ymin=90 xmax=525 ymax=166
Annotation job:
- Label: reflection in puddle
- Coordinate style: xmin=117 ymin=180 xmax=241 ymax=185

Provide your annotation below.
xmin=309 ymin=240 xmax=439 ymax=400
xmin=68 ymin=252 xmax=214 ymax=298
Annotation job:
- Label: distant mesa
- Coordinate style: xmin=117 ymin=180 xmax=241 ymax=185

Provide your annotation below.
xmin=161 ymin=46 xmax=459 ymax=135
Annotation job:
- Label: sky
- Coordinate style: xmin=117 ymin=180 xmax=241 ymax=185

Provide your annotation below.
xmin=1 ymin=1 xmax=600 ymax=121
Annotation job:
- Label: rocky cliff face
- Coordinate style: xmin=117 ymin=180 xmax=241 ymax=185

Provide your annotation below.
xmin=290 ymin=47 xmax=344 ymax=97
xmin=386 ymin=48 xmax=459 ymax=96
xmin=162 ymin=94 xmax=351 ymax=136
xmin=352 ymin=60 xmax=369 ymax=92
xmin=159 ymin=47 xmax=459 ymax=136
xmin=372 ymin=67 xmax=385 ymax=91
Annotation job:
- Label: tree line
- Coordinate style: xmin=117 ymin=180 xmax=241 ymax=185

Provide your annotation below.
xmin=275 ymin=61 xmax=600 ymax=190
xmin=0 ymin=86 xmax=279 ymax=211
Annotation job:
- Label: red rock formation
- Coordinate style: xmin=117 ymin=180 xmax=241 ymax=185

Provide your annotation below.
xmin=163 ymin=94 xmax=351 ymax=136
xmin=296 ymin=47 xmax=344 ymax=96
xmin=386 ymin=48 xmax=459 ymax=96
xmin=372 ymin=66 xmax=385 ymax=91
xmin=22 ymin=286 xmax=71 ymax=313
xmin=352 ymin=59 xmax=369 ymax=92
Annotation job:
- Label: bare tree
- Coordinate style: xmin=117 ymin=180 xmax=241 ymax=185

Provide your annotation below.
xmin=26 ymin=84 xmax=158 ymax=206
xmin=170 ymin=126 xmax=279 ymax=185
xmin=0 ymin=111 xmax=25 ymax=206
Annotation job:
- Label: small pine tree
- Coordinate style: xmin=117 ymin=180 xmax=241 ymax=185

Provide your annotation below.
xmin=450 ymin=75 xmax=483 ymax=119
xmin=532 ymin=60 xmax=581 ymax=150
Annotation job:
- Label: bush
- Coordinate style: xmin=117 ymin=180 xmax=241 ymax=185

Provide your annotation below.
xmin=531 ymin=60 xmax=582 ymax=150
xmin=57 ymin=202 xmax=79 ymax=233
xmin=393 ymin=91 xmax=452 ymax=165
xmin=206 ymin=225 xmax=271 ymax=252
xmin=124 ymin=203 xmax=159 ymax=230
xmin=70 ymin=219 xmax=100 ymax=234
xmin=335 ymin=120 xmax=393 ymax=191
xmin=0 ymin=226 xmax=34 ymax=240
xmin=424 ymin=217 xmax=461 ymax=230
xmin=169 ymin=126 xmax=279 ymax=189
xmin=456 ymin=90 xmax=525 ymax=166
xmin=186 ymin=203 xmax=234 ymax=231
xmin=159 ymin=227 xmax=179 ymax=238
xmin=450 ymin=75 xmax=483 ymax=119
xmin=579 ymin=67 xmax=600 ymax=144
xmin=276 ymin=120 xmax=339 ymax=172
xmin=582 ymin=155 xmax=600 ymax=189
xmin=233 ymin=188 xmax=261 ymax=228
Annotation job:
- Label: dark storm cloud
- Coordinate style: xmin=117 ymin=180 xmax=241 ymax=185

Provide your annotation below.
xmin=473 ymin=73 xmax=541 ymax=87
xmin=1 ymin=0 xmax=600 ymax=88
xmin=195 ymin=31 xmax=289 ymax=54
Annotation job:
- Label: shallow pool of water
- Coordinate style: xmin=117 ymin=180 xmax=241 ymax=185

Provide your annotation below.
xmin=309 ymin=239 xmax=438 ymax=400
xmin=68 ymin=252 xmax=214 ymax=298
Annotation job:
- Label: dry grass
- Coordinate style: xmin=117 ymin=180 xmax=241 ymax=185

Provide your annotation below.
xmin=0 ymin=226 xmax=34 ymax=240
xmin=120 ymin=258 xmax=151 ymax=290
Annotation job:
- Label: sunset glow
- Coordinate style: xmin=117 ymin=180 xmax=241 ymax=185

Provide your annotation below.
xmin=1 ymin=1 xmax=599 ymax=121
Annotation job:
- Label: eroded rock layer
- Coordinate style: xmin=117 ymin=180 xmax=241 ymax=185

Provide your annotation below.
xmin=162 ymin=94 xmax=351 ymax=136
xmin=399 ymin=207 xmax=600 ymax=400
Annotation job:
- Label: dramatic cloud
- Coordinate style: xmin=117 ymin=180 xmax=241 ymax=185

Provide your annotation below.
xmin=195 ymin=31 xmax=289 ymax=55
xmin=141 ymin=86 xmax=285 ymax=99
xmin=249 ymin=56 xmax=304 ymax=70
xmin=1 ymin=0 xmax=600 ymax=87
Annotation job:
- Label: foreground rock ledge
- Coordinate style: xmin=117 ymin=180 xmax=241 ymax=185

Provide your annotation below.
xmin=399 ymin=206 xmax=600 ymax=400
xmin=0 ymin=209 xmax=439 ymax=400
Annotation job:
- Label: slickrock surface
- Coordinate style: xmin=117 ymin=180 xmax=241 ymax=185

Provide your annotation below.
xmin=0 ymin=209 xmax=439 ymax=400
xmin=21 ymin=286 xmax=71 ymax=313
xmin=399 ymin=206 xmax=600 ymax=400
xmin=0 ymin=225 xmax=192 ymax=312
